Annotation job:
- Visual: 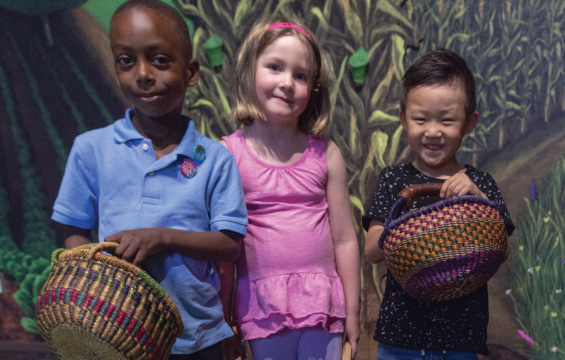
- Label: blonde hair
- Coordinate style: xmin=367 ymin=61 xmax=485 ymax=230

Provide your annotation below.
xmin=231 ymin=16 xmax=331 ymax=136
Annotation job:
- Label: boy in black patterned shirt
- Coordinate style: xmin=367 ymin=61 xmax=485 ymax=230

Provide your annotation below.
xmin=363 ymin=49 xmax=514 ymax=359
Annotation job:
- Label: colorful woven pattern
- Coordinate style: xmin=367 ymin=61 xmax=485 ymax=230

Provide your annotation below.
xmin=379 ymin=183 xmax=508 ymax=302
xmin=35 ymin=243 xmax=184 ymax=360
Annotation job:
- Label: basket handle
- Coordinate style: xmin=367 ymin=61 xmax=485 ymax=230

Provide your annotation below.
xmin=398 ymin=183 xmax=442 ymax=204
xmin=86 ymin=242 xmax=120 ymax=260
xmin=378 ymin=183 xmax=442 ymax=249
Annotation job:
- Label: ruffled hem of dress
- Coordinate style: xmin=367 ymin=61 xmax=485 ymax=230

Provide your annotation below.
xmin=235 ymin=272 xmax=346 ymax=340
xmin=240 ymin=312 xmax=344 ymax=340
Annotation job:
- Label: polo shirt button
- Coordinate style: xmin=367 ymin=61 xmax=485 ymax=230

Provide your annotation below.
xmin=149 ymin=171 xmax=155 ymax=176
xmin=142 ymin=143 xmax=149 ymax=151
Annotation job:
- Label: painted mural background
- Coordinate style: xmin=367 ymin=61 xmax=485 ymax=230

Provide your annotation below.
xmin=0 ymin=0 xmax=564 ymax=359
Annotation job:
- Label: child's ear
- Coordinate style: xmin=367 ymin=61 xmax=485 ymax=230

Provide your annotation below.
xmin=185 ymin=58 xmax=200 ymax=87
xmin=464 ymin=110 xmax=479 ymax=134
xmin=399 ymin=109 xmax=407 ymax=130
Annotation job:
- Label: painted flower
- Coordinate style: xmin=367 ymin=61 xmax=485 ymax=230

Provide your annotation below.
xmin=517 ymin=329 xmax=536 ymax=345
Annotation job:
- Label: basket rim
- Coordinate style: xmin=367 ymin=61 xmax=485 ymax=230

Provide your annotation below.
xmin=379 ymin=194 xmax=501 ymax=249
xmin=46 ymin=243 xmax=184 ymax=338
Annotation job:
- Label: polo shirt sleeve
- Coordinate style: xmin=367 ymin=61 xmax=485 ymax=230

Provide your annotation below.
xmin=52 ymin=138 xmax=98 ymax=229
xmin=208 ymin=153 xmax=247 ymax=236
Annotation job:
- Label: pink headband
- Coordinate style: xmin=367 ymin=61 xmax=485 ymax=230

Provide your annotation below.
xmin=267 ymin=22 xmax=313 ymax=40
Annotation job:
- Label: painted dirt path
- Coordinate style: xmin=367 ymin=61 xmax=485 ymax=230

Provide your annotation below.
xmin=481 ymin=118 xmax=565 ymax=359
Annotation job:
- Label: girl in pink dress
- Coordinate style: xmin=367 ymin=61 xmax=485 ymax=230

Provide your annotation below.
xmin=219 ymin=16 xmax=360 ymax=360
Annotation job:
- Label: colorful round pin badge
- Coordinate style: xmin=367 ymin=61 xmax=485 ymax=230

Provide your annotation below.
xmin=180 ymin=160 xmax=197 ymax=178
xmin=193 ymin=145 xmax=206 ymax=162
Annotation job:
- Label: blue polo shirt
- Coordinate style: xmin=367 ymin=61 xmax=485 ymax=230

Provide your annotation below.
xmin=52 ymin=109 xmax=248 ymax=354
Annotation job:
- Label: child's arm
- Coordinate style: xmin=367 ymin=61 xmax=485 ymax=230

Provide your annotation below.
xmin=105 ymin=228 xmax=241 ymax=266
xmin=326 ymin=141 xmax=360 ymax=358
xmin=54 ymin=223 xmax=92 ymax=249
xmin=216 ymin=261 xmax=246 ymax=360
xmin=364 ymin=220 xmax=386 ymax=264
xmin=440 ymin=171 xmax=486 ymax=198
xmin=214 ymin=139 xmax=246 ymax=359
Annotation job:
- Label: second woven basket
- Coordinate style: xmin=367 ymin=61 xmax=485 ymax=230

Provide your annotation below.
xmin=35 ymin=242 xmax=184 ymax=360
xmin=378 ymin=183 xmax=508 ymax=302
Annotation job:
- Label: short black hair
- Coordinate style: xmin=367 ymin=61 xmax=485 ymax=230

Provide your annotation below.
xmin=401 ymin=48 xmax=476 ymax=116
xmin=111 ymin=0 xmax=192 ymax=58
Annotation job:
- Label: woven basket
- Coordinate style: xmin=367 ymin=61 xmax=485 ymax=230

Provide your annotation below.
xmin=378 ymin=183 xmax=508 ymax=302
xmin=341 ymin=341 xmax=351 ymax=360
xmin=35 ymin=242 xmax=184 ymax=360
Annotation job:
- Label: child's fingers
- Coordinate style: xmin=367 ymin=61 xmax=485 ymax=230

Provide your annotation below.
xmin=350 ymin=341 xmax=357 ymax=359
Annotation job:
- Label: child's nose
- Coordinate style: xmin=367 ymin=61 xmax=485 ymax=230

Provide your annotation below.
xmin=135 ymin=61 xmax=154 ymax=85
xmin=279 ymin=72 xmax=294 ymax=91
xmin=425 ymin=124 xmax=442 ymax=137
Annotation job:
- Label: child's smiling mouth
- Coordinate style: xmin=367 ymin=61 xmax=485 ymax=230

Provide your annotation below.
xmin=423 ymin=144 xmax=444 ymax=151
xmin=136 ymin=92 xmax=164 ymax=101
xmin=274 ymin=95 xmax=293 ymax=104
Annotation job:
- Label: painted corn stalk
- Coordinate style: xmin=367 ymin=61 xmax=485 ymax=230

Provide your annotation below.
xmin=407 ymin=0 xmax=565 ymax=168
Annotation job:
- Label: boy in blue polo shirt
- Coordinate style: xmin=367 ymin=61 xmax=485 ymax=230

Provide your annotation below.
xmin=51 ymin=0 xmax=247 ymax=358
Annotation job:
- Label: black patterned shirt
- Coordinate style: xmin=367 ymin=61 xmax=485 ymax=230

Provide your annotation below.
xmin=362 ymin=163 xmax=515 ymax=355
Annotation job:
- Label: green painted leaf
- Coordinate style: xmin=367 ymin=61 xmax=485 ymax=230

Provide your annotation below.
xmin=21 ymin=317 xmax=39 ymax=334
xmin=505 ymin=101 xmax=521 ymax=111
xmin=349 ymin=195 xmax=364 ymax=213
xmin=368 ymin=110 xmax=398 ymax=126
xmin=386 ymin=125 xmax=404 ymax=165
xmin=344 ymin=9 xmax=363 ymax=44
xmin=234 ymin=0 xmax=251 ymax=28
xmin=371 ymin=130 xmax=389 ymax=169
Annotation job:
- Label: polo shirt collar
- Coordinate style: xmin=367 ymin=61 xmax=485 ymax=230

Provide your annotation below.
xmin=113 ymin=108 xmax=198 ymax=160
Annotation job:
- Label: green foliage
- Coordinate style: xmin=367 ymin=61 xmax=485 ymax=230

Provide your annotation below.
xmin=0 ymin=61 xmax=56 ymax=258
xmin=0 ymin=239 xmax=52 ymax=334
xmin=5 ymin=28 xmax=69 ymax=173
xmin=31 ymin=32 xmax=89 ymax=135
xmin=13 ymin=263 xmax=52 ymax=334
xmin=511 ymin=158 xmax=565 ymax=358
xmin=0 ymin=183 xmax=12 ymax=241
xmin=57 ymin=43 xmax=116 ymax=126
xmin=406 ymin=0 xmax=565 ymax=166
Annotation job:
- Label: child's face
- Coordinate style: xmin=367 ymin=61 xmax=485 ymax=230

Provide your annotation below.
xmin=254 ymin=35 xmax=313 ymax=126
xmin=400 ymin=82 xmax=478 ymax=178
xmin=110 ymin=7 xmax=198 ymax=120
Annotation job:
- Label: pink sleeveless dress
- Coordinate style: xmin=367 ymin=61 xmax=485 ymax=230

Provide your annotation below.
xmin=223 ymin=129 xmax=345 ymax=340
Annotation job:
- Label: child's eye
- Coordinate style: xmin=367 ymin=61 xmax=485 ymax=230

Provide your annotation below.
xmin=116 ymin=56 xmax=133 ymax=66
xmin=295 ymin=73 xmax=308 ymax=81
xmin=268 ymin=64 xmax=281 ymax=71
xmin=152 ymin=56 xmax=170 ymax=66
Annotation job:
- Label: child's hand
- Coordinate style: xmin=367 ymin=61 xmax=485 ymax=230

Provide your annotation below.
xmin=222 ymin=334 xmax=246 ymax=360
xmin=105 ymin=227 xmax=166 ymax=266
xmin=440 ymin=171 xmax=486 ymax=199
